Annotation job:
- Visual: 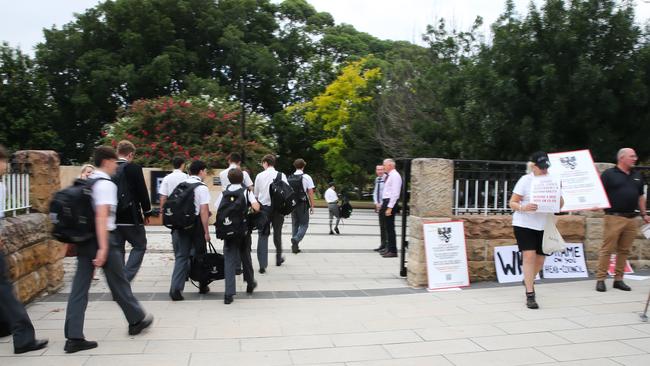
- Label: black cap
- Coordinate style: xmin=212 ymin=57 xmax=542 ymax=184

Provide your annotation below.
xmin=530 ymin=151 xmax=550 ymax=169
xmin=328 ymin=181 xmax=335 ymax=187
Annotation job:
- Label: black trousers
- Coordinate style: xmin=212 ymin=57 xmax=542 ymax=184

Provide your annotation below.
xmin=378 ymin=209 xmax=388 ymax=249
xmin=0 ymin=250 xmax=36 ymax=348
xmin=380 ymin=199 xmax=398 ymax=253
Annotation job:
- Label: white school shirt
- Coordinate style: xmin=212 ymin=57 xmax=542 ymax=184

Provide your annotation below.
xmin=254 ymin=167 xmax=288 ymax=206
xmin=512 ymin=173 xmax=548 ymax=231
xmin=292 ymin=169 xmax=316 ymax=193
xmin=324 ymin=188 xmax=338 ymax=203
xmin=214 ymin=183 xmax=258 ymax=211
xmin=0 ymin=181 xmax=5 ymax=219
xmin=184 ymin=176 xmax=211 ymax=215
xmin=159 ymin=169 xmax=189 ymax=197
xmin=219 ymin=164 xmax=254 ymax=188
xmin=90 ymin=170 xmax=118 ymax=231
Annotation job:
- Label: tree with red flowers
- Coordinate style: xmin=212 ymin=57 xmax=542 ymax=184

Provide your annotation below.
xmin=102 ymin=95 xmax=273 ymax=169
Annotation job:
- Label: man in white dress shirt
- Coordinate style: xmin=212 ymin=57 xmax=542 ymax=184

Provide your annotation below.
xmin=380 ymin=159 xmax=402 ymax=258
xmin=253 ymin=154 xmax=288 ymax=273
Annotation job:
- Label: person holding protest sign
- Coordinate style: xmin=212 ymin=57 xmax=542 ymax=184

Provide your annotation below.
xmin=595 ymin=148 xmax=650 ymax=292
xmin=509 ymin=151 xmax=563 ymax=309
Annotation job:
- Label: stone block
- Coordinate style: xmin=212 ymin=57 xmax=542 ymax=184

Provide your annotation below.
xmin=46 ymin=260 xmax=65 ymax=292
xmin=468 ymin=261 xmax=496 ymax=282
xmin=639 ymin=238 xmax=650 ymax=260
xmin=410 ymin=158 xmax=454 ymax=217
xmin=0 ymin=213 xmax=49 ymax=253
xmin=454 ymin=216 xmax=515 ymax=240
xmin=407 ymin=267 xmax=428 ymax=288
xmin=594 ymin=163 xmax=615 ymax=174
xmin=585 ymin=218 xmax=604 ymax=240
xmin=6 ymin=241 xmax=51 ymax=280
xmin=13 ymin=150 xmax=60 ymax=213
xmin=48 ymin=240 xmax=66 ymax=263
xmin=465 ymin=239 xmax=487 ymax=261
xmin=14 ymin=267 xmax=48 ymax=303
xmin=630 ymin=260 xmax=650 ymax=271
xmin=557 ymin=215 xmax=585 ymax=241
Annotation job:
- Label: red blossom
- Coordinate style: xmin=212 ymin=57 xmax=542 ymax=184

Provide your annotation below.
xmin=141 ymin=130 xmax=149 ymax=136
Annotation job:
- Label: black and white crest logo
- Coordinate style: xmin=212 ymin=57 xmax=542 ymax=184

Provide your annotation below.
xmin=560 ymin=156 xmax=577 ymax=170
xmin=438 ymin=227 xmax=452 ymax=243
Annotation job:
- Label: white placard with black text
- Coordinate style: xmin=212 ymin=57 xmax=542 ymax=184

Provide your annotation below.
xmin=529 ymin=175 xmax=562 ymax=213
xmin=423 ymin=221 xmax=470 ymax=290
xmin=548 ymin=149 xmax=610 ymax=211
xmin=494 ymin=245 xmax=538 ymax=283
xmin=542 ymin=243 xmax=589 ymax=279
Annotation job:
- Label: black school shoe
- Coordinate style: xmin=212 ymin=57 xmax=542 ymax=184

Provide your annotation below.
xmin=596 ymin=280 xmax=606 ymax=292
xmin=129 ymin=314 xmax=154 ymax=336
xmin=276 ymin=257 xmax=285 ymax=266
xmin=64 ymin=339 xmax=98 ymax=354
xmin=199 ymin=283 xmax=210 ymax=294
xmin=224 ymin=295 xmax=234 ymax=304
xmin=334 ymin=227 xmax=340 ymax=234
xmin=169 ymin=291 xmax=184 ymax=301
xmin=15 ymin=339 xmax=48 ymax=354
xmin=246 ymin=281 xmax=257 ymax=294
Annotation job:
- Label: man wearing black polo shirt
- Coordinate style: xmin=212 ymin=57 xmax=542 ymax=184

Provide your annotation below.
xmin=596 ymin=148 xmax=650 ymax=292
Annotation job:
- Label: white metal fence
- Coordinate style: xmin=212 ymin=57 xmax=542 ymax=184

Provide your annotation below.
xmin=2 ymin=173 xmax=31 ymax=216
xmin=454 ymin=178 xmax=514 ymax=215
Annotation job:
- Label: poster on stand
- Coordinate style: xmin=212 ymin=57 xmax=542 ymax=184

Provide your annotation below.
xmin=423 ymin=221 xmax=470 ymax=290
xmin=547 ymin=149 xmax=610 ymax=211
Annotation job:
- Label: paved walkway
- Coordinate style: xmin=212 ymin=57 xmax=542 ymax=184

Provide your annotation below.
xmin=2 ymin=209 xmax=650 ymax=365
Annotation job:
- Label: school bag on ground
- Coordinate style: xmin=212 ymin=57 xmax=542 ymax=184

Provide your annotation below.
xmin=214 ymin=186 xmax=249 ymax=239
xmin=189 ymin=241 xmax=225 ymax=284
xmin=162 ymin=181 xmax=203 ymax=229
xmin=270 ymin=172 xmax=297 ymax=215
xmin=49 ymin=178 xmax=109 ymax=244
xmin=287 ymin=174 xmax=307 ymax=202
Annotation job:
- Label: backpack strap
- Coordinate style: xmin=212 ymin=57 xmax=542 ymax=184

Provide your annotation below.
xmin=274 ymin=172 xmax=282 ymax=183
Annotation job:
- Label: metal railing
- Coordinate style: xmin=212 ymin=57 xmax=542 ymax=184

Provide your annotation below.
xmin=2 ymin=173 xmax=31 ymax=217
xmin=453 ymin=160 xmax=527 ymax=216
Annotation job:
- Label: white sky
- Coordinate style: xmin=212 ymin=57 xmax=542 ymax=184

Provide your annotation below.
xmin=2 ymin=0 xmax=650 ymax=54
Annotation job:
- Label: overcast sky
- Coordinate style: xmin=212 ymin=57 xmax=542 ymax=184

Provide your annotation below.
xmin=2 ymin=0 xmax=650 ymax=55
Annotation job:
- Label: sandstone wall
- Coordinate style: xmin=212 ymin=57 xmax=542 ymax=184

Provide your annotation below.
xmin=2 ymin=151 xmax=64 ymax=303
xmin=1 ymin=214 xmax=65 ymax=302
xmin=406 ymin=158 xmax=650 ymax=288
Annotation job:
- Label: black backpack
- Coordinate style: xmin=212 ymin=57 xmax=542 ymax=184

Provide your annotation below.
xmin=288 ymin=174 xmax=307 ymax=201
xmin=114 ymin=162 xmax=136 ymax=220
xmin=339 ymin=199 xmax=353 ymax=219
xmin=162 ymin=181 xmax=203 ymax=229
xmin=270 ymin=172 xmax=297 ymax=215
xmin=214 ymin=186 xmax=249 ymax=240
xmin=49 ymin=178 xmax=108 ymax=244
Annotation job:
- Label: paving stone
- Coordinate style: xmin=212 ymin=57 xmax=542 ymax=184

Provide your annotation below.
xmin=444 ymin=348 xmax=554 ymax=366
xmin=537 ymin=340 xmax=645 ymax=361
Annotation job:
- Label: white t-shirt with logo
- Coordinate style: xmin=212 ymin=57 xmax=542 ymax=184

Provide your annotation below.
xmin=90 ymin=170 xmax=118 ymax=231
xmin=184 ymin=176 xmax=211 ymax=215
xmin=159 ymin=169 xmax=189 ymax=197
xmin=512 ymin=173 xmax=548 ymax=231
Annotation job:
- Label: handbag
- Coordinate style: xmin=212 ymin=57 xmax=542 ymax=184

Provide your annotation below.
xmin=542 ymin=214 xmax=566 ymax=254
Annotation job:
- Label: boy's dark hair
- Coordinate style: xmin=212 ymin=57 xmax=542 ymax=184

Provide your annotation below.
xmin=172 ymin=156 xmax=185 ymax=169
xmin=117 ymin=140 xmax=136 ymax=156
xmin=261 ymin=154 xmax=275 ymax=166
xmin=227 ymin=168 xmax=244 ymax=185
xmin=293 ymin=158 xmax=306 ymax=170
xmin=0 ymin=145 xmax=8 ymax=160
xmin=227 ymin=152 xmax=242 ymax=164
xmin=94 ymin=146 xmax=118 ymax=167
xmin=189 ymin=160 xmax=207 ymax=175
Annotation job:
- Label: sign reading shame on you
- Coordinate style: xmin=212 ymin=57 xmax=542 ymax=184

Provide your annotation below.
xmin=423 ymin=221 xmax=470 ymax=290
